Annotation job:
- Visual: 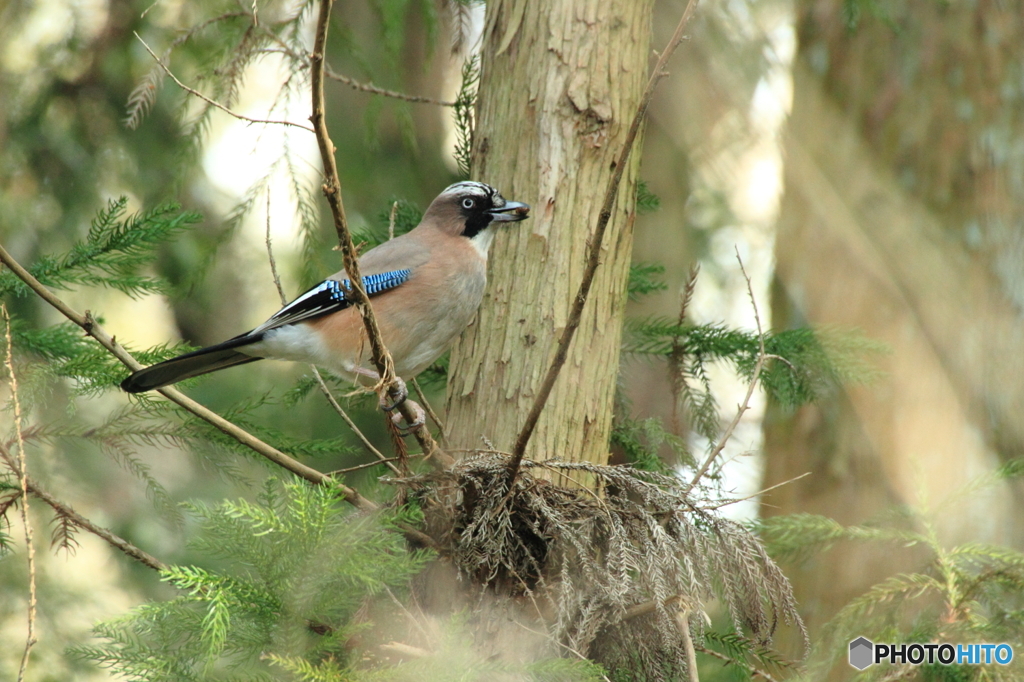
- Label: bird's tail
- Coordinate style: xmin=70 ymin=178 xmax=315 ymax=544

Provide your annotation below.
xmin=120 ymin=334 xmax=263 ymax=393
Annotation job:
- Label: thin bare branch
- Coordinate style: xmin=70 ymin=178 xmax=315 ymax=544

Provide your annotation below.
xmin=313 ymin=367 xmax=398 ymax=473
xmin=125 ymin=11 xmax=252 ymax=129
xmin=0 ymin=442 xmax=167 ymax=572
xmin=3 ymin=303 xmax=37 ymax=682
xmin=411 ymin=377 xmax=446 ymax=440
xmin=670 ymin=264 xmax=701 ymax=433
xmin=623 ymin=595 xmax=682 ymax=621
xmin=384 ymin=584 xmax=433 ymax=644
xmin=326 ymin=68 xmax=456 ymax=106
xmin=764 ymin=353 xmax=798 ymax=375
xmin=509 ymin=617 xmax=609 ymax=679
xmin=685 ymin=250 xmax=765 ymax=493
xmin=507 ymin=0 xmax=702 ymax=484
xmin=134 ymin=33 xmax=314 ymax=132
xmin=379 ymin=641 xmax=431 ymax=658
xmin=255 ymin=27 xmax=454 ymax=106
xmin=328 ymin=453 xmax=422 ymax=476
xmin=701 ymin=472 xmax=811 ymax=511
xmin=264 ymin=192 xmax=287 ymax=302
xmin=309 ymin=0 xmax=449 ymax=466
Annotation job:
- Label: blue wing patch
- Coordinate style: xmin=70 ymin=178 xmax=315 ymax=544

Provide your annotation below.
xmin=253 ymin=269 xmax=411 ymax=333
xmin=361 ymin=270 xmax=412 ymax=296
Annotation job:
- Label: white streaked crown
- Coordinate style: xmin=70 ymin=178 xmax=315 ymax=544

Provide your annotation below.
xmin=438 ymin=181 xmax=506 ymax=207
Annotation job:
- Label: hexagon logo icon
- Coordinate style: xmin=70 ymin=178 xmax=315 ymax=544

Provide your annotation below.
xmin=849 ymin=637 xmax=874 ymax=670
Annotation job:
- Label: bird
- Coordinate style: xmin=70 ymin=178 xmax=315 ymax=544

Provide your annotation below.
xmin=120 ymin=181 xmax=530 ymax=423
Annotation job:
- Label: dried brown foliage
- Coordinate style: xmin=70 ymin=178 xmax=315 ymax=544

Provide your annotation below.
xmin=396 ymin=452 xmax=807 ymax=680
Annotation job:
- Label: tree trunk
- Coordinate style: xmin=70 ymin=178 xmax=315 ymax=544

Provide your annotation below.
xmin=445 ymin=0 xmax=655 ymax=477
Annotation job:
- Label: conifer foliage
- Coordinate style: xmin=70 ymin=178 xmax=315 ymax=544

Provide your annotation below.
xmin=73 ymin=480 xmax=432 ymax=681
xmin=755 ymin=459 xmax=1024 ymax=680
xmin=0 ymin=198 xmax=823 ymax=680
xmin=0 ymin=198 xmax=199 ymax=300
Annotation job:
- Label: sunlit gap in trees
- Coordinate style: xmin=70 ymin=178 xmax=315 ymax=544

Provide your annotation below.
xmin=645 ymin=0 xmax=797 ymax=520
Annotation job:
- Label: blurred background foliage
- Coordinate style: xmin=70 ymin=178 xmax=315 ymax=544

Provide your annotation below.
xmin=2 ymin=0 xmax=1024 ymax=679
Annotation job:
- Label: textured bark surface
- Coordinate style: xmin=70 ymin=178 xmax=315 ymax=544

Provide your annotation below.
xmin=444 ymin=0 xmax=655 ymax=475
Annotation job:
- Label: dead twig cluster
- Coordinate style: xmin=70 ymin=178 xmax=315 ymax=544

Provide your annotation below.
xmin=395 ymin=452 xmax=806 ymax=681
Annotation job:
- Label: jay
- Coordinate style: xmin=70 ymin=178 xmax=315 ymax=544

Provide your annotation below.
xmin=121 ymin=181 xmax=530 ymax=422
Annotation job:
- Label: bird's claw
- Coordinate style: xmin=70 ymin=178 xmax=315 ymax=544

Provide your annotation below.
xmin=379 ymin=378 xmax=424 ymax=435
xmin=379 ymin=377 xmax=408 ymax=412
xmin=390 ymin=399 xmax=426 ymax=436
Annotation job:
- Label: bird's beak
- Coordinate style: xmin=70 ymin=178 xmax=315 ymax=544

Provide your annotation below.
xmin=488 ymin=200 xmax=530 ymax=222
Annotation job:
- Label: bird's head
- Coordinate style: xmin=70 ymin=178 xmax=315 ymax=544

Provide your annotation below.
xmin=425 ymin=182 xmax=530 ymax=248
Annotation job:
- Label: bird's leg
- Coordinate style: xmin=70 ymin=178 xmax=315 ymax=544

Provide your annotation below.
xmin=351 ymin=368 xmax=426 ymax=435
xmin=347 ymin=366 xmax=404 ymax=409
xmin=390 ymin=400 xmax=426 ymax=434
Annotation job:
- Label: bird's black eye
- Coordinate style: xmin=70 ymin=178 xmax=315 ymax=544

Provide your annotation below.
xmin=461 ymin=197 xmax=476 ymax=210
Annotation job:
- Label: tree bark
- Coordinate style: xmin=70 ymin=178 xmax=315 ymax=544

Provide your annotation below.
xmin=445 ymin=0 xmax=655 ymax=477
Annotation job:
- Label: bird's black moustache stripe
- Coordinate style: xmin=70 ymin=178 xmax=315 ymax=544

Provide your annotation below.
xmin=462 ymin=212 xmax=493 ymax=239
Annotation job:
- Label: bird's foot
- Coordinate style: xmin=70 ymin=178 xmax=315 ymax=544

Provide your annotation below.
xmin=379 ymin=377 xmax=408 ymax=412
xmin=379 ymin=378 xmax=425 ymax=435
xmin=391 ymin=399 xmax=426 ymax=435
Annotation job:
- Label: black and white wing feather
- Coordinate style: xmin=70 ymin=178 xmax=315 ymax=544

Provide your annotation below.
xmin=253 ymin=269 xmax=412 ymax=334
xmin=119 ymin=269 xmax=412 ymax=393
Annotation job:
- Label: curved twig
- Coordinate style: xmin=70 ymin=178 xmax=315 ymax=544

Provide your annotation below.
xmin=135 ymin=32 xmax=314 ymax=132
xmin=684 ymin=250 xmax=764 ymax=493
xmin=677 ymin=610 xmax=700 ymax=682
xmin=326 ymin=68 xmax=456 ymax=106
xmin=411 ymin=377 xmax=447 ymax=439
xmin=0 ymin=442 xmax=167 ymax=572
xmin=3 ymin=304 xmax=37 ymax=682
xmin=257 ymin=28 xmax=454 ymax=106
xmin=694 ymin=645 xmax=782 ymax=682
